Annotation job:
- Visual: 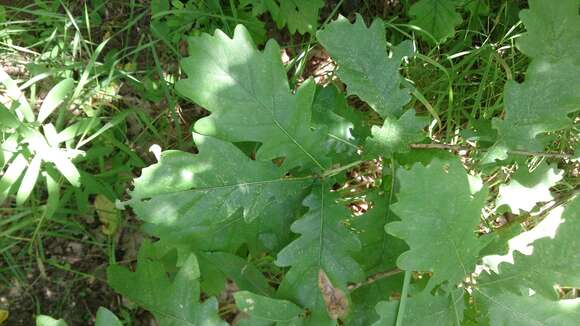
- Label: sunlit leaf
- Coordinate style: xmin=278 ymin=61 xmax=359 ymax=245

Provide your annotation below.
xmin=176 ymin=25 xmax=330 ymax=171
xmin=36 ymin=315 xmax=68 ymax=326
xmin=496 ymin=163 xmax=563 ymax=214
xmin=36 ymin=78 xmax=74 ymax=123
xmin=0 ymin=154 xmax=27 ymax=203
xmin=16 ymin=154 xmax=41 ymax=205
xmin=95 ymin=307 xmax=122 ymax=326
xmin=485 ymin=0 xmax=580 ymax=161
xmin=0 ymin=68 xmax=34 ymax=122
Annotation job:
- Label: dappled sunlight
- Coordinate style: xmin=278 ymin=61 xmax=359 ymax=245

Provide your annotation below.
xmin=483 ymin=206 xmax=565 ymax=272
xmin=559 ymin=297 xmax=580 ymax=311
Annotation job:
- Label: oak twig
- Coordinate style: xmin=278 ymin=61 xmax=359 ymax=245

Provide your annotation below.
xmin=348 ymin=268 xmax=403 ymax=291
xmin=409 ymin=143 xmax=574 ymax=159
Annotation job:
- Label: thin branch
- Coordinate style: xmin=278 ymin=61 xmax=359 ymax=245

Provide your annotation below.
xmin=348 ymin=268 xmax=403 ymax=291
xmin=409 ymin=143 xmax=574 ymax=159
xmin=508 ymin=149 xmax=573 ymax=159
xmin=410 ymin=143 xmax=465 ymax=150
xmin=321 ymin=160 xmax=365 ymax=178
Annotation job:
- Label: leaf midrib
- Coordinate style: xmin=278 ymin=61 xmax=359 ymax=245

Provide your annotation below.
xmin=139 ymin=175 xmax=313 ymax=198
xmin=195 ymin=43 xmax=326 ymax=170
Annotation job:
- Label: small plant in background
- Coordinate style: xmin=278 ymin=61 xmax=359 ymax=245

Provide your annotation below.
xmin=1 ymin=72 xmax=78 ymax=207
xmin=0 ymin=68 xmax=133 ymax=209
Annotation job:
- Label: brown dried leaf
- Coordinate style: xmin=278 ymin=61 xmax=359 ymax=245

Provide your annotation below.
xmin=317 ymin=269 xmax=349 ymax=320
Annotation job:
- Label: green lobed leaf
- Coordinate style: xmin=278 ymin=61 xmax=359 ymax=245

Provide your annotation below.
xmin=35 ymin=307 xmax=121 ymax=326
xmin=404 ymin=289 xmax=465 ymax=326
xmin=345 ymin=182 xmax=406 ymax=325
xmin=373 ymin=289 xmax=465 ymax=326
xmin=197 ymin=252 xmax=275 ymax=297
xmin=318 ymin=86 xmax=372 ymax=142
xmin=489 ymin=61 xmax=580 ymax=159
xmin=478 ymin=196 xmax=580 ymax=301
xmin=486 ymin=0 xmax=580 ymax=161
xmin=352 ymin=190 xmax=407 ymax=274
xmin=276 ymin=183 xmax=364 ymax=286
xmin=243 ymin=0 xmax=323 ymax=34
xmin=274 ymin=0 xmax=323 ymax=34
xmin=479 ymin=292 xmax=580 ymax=326
xmin=129 ymin=133 xmax=311 ymax=248
xmin=277 ymin=266 xmax=335 ymax=325
xmin=371 ymin=300 xmax=398 ymax=326
xmin=276 ymin=182 xmax=364 ymax=323
xmin=408 ymin=0 xmax=462 ymax=43
xmin=516 ymin=0 xmax=580 ymax=61
xmin=176 ymin=25 xmax=330 ymax=171
xmin=317 ymin=15 xmax=413 ymax=118
xmin=476 ymin=197 xmax=580 ymax=325
xmin=310 ymin=86 xmax=358 ymax=161
xmin=365 ymin=110 xmax=429 ymax=158
xmin=107 ymin=242 xmax=226 ymax=326
xmin=386 ymin=158 xmax=487 ymax=288
xmin=109 ymin=1 xmax=579 ymax=323
xmin=348 ymin=277 xmax=404 ymax=326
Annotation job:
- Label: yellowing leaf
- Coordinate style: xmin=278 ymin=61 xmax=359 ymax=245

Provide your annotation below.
xmin=0 ymin=309 xmax=8 ymax=324
xmin=94 ymin=194 xmax=119 ymax=235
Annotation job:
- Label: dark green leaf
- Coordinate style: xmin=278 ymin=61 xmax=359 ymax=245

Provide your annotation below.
xmin=234 ymin=291 xmax=303 ymax=323
xmin=107 ymin=242 xmax=226 ymax=326
xmin=317 ymin=15 xmax=413 ymax=118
